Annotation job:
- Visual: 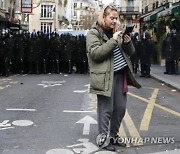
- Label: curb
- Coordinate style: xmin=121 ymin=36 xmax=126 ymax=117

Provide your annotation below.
xmin=149 ymin=149 xmax=180 ymax=154
xmin=150 ymin=73 xmax=180 ymax=92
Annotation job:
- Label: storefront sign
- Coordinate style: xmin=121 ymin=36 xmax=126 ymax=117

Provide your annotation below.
xmin=21 ymin=0 xmax=33 ymax=13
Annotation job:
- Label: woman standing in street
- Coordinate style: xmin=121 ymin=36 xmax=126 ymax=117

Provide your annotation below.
xmin=86 ymin=5 xmax=141 ymax=151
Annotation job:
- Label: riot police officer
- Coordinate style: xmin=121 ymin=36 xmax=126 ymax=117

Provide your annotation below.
xmin=162 ymin=30 xmax=178 ymax=75
xmin=0 ymin=30 xmax=12 ymax=77
xmin=131 ymin=33 xmax=140 ymax=74
xmin=139 ymin=32 xmax=152 ymax=78
xmin=76 ymin=34 xmax=88 ymax=74
xmin=50 ymin=32 xmax=61 ymax=74
xmin=13 ymin=30 xmax=25 ymax=74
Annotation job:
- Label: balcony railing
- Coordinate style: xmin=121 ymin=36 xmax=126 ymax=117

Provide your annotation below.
xmin=40 ymin=13 xmax=54 ymax=20
xmin=118 ymin=7 xmax=140 ymax=13
xmin=41 ymin=0 xmax=55 ymax=2
xmin=163 ymin=0 xmax=173 ymax=5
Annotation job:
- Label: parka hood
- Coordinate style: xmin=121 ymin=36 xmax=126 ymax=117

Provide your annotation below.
xmin=91 ymin=22 xmax=99 ymax=30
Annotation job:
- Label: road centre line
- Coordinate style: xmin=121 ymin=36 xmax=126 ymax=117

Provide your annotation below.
xmin=140 ymin=89 xmax=159 ymax=131
xmin=0 ymin=86 xmax=5 ymax=90
xmin=124 ymin=111 xmax=143 ymax=146
xmin=6 ymin=108 xmax=36 ymax=111
xmin=128 ymin=92 xmax=180 ymax=117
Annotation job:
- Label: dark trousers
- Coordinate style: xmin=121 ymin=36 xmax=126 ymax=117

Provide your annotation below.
xmin=165 ymin=60 xmax=178 ymax=74
xmin=140 ymin=64 xmax=150 ymax=76
xmin=97 ymin=72 xmax=127 ymax=137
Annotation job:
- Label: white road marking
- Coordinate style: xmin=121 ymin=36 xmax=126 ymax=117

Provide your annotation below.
xmin=76 ymin=115 xmax=97 ymax=135
xmin=42 ymin=81 xmax=66 ymax=84
xmin=0 ymin=127 xmax=14 ymax=131
xmin=84 ymin=84 xmax=90 ymax=87
xmin=63 ymin=110 xmax=94 ymax=113
xmin=37 ymin=84 xmax=45 ymax=86
xmin=6 ymin=108 xmax=36 ymax=112
xmin=67 ymin=139 xmax=99 ymax=153
xmin=95 ymin=152 xmax=117 ymax=154
xmin=46 ymin=149 xmax=74 ymax=154
xmin=12 ymin=120 xmax=34 ymax=126
xmin=38 ymin=81 xmax=65 ymax=88
xmin=0 ymin=120 xmax=11 ymax=127
xmin=73 ymin=90 xmax=88 ymax=93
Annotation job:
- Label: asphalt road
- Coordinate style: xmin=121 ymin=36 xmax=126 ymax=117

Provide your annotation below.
xmin=0 ymin=73 xmax=179 ymax=154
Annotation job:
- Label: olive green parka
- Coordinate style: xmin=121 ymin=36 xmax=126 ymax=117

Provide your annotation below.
xmin=86 ymin=22 xmax=141 ymax=97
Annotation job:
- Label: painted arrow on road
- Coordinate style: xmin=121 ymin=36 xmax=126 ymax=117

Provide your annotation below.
xmin=76 ymin=115 xmax=97 ymax=135
xmin=0 ymin=120 xmax=11 ymax=127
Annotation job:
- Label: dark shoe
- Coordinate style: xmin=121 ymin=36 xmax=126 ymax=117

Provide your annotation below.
xmin=111 ymin=135 xmax=126 ymax=147
xmin=168 ymin=72 xmax=173 ymax=75
xmin=102 ymin=143 xmax=115 ymax=151
xmin=20 ymin=70 xmax=24 ymax=75
xmin=140 ymin=75 xmax=145 ymax=77
xmin=145 ymin=75 xmax=151 ymax=78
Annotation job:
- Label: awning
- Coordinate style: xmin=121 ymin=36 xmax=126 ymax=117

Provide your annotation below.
xmin=172 ymin=4 xmax=180 ymax=15
xmin=144 ymin=7 xmax=164 ymax=22
xmin=157 ymin=4 xmax=180 ymax=18
xmin=140 ymin=11 xmax=152 ymax=19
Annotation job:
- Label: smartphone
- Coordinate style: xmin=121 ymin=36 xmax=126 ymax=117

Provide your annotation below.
xmin=124 ymin=26 xmax=134 ymax=36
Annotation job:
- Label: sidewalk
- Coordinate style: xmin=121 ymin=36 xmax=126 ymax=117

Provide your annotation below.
xmin=143 ymin=65 xmax=180 ymax=154
xmin=149 ymin=149 xmax=180 ymax=154
xmin=150 ymin=65 xmax=180 ymax=92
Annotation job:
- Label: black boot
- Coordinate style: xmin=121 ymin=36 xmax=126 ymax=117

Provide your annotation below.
xmin=43 ymin=59 xmax=47 ymax=74
xmin=140 ymin=64 xmax=146 ymax=77
xmin=20 ymin=58 xmax=24 ymax=74
xmin=68 ymin=60 xmax=72 ymax=74
xmin=56 ymin=59 xmax=60 ymax=74
xmin=134 ymin=64 xmax=138 ymax=74
xmin=36 ymin=62 xmax=39 ymax=74
xmin=164 ymin=61 xmax=169 ymax=74
xmin=4 ymin=58 xmax=10 ymax=77
xmin=145 ymin=64 xmax=151 ymax=78
xmin=103 ymin=143 xmax=115 ymax=151
xmin=174 ymin=60 xmax=179 ymax=75
xmin=28 ymin=62 xmax=33 ymax=74
xmin=51 ymin=60 xmax=55 ymax=73
xmin=110 ymin=135 xmax=126 ymax=147
xmin=132 ymin=64 xmax=135 ymax=73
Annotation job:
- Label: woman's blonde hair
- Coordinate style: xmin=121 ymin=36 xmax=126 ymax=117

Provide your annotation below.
xmin=97 ymin=4 xmax=120 ymax=33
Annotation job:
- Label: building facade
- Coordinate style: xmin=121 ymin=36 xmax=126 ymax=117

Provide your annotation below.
xmin=24 ymin=0 xmax=101 ymax=32
xmin=28 ymin=0 xmax=67 ymax=33
xmin=72 ymin=0 xmax=99 ymax=30
xmin=114 ymin=0 xmax=142 ymax=33
xmin=142 ymin=0 xmax=180 ymax=14
xmin=0 ymin=0 xmax=19 ymax=30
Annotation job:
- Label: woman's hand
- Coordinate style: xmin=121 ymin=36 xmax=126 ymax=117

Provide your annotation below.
xmin=123 ymin=34 xmax=131 ymax=43
xmin=113 ymin=31 xmax=123 ymax=41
